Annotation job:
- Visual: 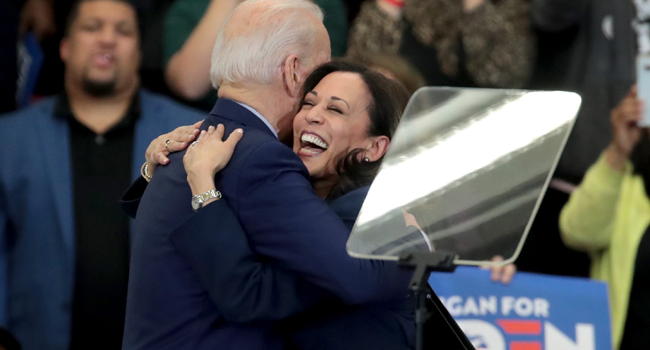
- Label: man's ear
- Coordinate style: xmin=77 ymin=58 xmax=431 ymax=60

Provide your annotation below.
xmin=282 ymin=54 xmax=302 ymax=98
xmin=365 ymin=136 xmax=390 ymax=162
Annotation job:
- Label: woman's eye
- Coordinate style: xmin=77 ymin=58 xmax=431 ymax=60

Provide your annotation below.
xmin=301 ymin=100 xmax=315 ymax=107
xmin=328 ymin=106 xmax=343 ymax=114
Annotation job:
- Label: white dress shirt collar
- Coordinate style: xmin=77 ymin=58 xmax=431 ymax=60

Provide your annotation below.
xmin=234 ymin=101 xmax=278 ymax=139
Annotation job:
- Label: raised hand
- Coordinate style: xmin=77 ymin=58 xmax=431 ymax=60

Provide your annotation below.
xmin=184 ymin=124 xmax=244 ymax=197
xmin=145 ymin=120 xmax=203 ymax=176
xmin=607 ymin=86 xmax=644 ymax=171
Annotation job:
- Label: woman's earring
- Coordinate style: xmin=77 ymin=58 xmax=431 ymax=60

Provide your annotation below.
xmin=364 ymin=157 xmax=370 ymax=162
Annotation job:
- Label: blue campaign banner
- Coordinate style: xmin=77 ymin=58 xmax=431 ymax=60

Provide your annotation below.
xmin=429 ymin=267 xmax=611 ymax=350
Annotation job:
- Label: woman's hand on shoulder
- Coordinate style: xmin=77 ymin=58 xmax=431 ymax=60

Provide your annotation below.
xmin=184 ymin=124 xmax=244 ymax=195
xmin=145 ymin=120 xmax=203 ymax=176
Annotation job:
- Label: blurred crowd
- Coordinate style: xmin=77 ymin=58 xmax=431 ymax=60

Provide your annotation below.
xmin=0 ymin=0 xmax=648 ymax=349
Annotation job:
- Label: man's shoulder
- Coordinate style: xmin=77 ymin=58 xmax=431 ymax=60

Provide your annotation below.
xmin=0 ymin=97 xmax=57 ymax=128
xmin=139 ymin=90 xmax=205 ymax=123
xmin=0 ymin=98 xmax=59 ymax=147
xmin=207 ymin=112 xmax=283 ymax=152
xmin=234 ymin=130 xmax=298 ymax=166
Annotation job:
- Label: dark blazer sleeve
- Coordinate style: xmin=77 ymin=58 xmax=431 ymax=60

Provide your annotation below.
xmin=326 ymin=187 xmax=369 ymax=230
xmin=121 ymin=177 xmax=149 ymax=219
xmin=169 ymin=199 xmax=333 ymax=323
xmin=175 ymin=142 xmax=410 ymax=306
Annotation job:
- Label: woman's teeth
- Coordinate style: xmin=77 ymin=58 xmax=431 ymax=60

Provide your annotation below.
xmin=301 ymin=133 xmax=328 ymax=149
xmin=300 ymin=148 xmax=322 ymax=154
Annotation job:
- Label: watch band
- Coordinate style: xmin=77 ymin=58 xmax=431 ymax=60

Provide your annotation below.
xmin=192 ymin=189 xmax=222 ymax=211
xmin=197 ymin=189 xmax=221 ymax=203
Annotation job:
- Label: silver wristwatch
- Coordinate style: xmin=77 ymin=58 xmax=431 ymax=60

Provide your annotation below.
xmin=191 ymin=189 xmax=222 ymax=211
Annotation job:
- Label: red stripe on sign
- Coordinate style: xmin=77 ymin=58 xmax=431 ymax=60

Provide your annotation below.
xmin=510 ymin=341 xmax=542 ymax=350
xmin=497 ymin=320 xmax=542 ymax=335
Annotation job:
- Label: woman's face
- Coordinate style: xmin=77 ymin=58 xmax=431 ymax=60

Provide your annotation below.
xmin=292 ymin=72 xmax=373 ymax=180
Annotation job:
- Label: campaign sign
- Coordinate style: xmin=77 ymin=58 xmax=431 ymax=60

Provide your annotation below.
xmin=429 ymin=267 xmax=611 ymax=350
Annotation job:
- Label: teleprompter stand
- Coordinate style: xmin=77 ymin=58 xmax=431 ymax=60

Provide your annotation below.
xmin=398 ymin=251 xmax=475 ymax=350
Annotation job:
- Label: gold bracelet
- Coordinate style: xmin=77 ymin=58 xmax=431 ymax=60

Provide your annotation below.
xmin=140 ymin=162 xmax=152 ymax=182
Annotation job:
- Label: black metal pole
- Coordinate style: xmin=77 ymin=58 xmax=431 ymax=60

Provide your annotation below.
xmin=414 ymin=289 xmax=428 ymax=350
xmin=398 ymin=251 xmax=466 ymax=350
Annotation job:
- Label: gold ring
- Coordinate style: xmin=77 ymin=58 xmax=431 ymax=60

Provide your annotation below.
xmin=164 ymin=139 xmax=172 ymax=152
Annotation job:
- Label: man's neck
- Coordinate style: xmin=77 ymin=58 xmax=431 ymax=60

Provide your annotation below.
xmin=65 ymin=80 xmax=139 ymax=135
xmin=218 ymin=83 xmax=294 ymax=137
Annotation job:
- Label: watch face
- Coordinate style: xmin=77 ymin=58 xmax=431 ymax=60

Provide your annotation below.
xmin=191 ymin=197 xmax=201 ymax=211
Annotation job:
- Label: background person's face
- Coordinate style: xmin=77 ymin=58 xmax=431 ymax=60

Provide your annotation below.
xmin=60 ymin=0 xmax=140 ymax=96
xmin=292 ymin=72 xmax=372 ymax=181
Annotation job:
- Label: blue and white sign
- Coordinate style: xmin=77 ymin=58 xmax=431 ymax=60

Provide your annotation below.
xmin=429 ymin=267 xmax=612 ymax=350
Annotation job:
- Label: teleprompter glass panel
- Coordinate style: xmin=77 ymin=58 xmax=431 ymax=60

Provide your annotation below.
xmin=346 ymin=88 xmax=581 ymax=266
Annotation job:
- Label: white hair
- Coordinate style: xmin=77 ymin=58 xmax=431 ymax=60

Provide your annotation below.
xmin=210 ymin=0 xmax=324 ymax=88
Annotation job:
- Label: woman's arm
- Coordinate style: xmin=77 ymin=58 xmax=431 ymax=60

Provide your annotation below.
xmin=559 ymin=152 xmax=627 ymax=252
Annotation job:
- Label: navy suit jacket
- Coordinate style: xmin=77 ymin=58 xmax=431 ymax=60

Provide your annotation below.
xmin=122 ymin=99 xmax=411 ymax=350
xmin=0 ymin=90 xmax=204 ymax=350
xmin=161 ymin=186 xmax=414 ymax=350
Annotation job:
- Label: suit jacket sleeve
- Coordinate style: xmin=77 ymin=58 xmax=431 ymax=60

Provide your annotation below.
xmin=169 ymin=199 xmax=334 ymax=323
xmin=120 ymin=177 xmax=149 ymax=219
xmin=196 ymin=142 xmax=410 ymax=305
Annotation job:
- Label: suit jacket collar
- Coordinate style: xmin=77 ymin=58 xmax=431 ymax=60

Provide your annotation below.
xmin=209 ymin=98 xmax=278 ymax=139
xmin=35 ymin=99 xmax=75 ymax=268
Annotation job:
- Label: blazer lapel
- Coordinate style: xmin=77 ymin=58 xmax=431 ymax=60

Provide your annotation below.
xmin=36 ymin=109 xmax=75 ymax=267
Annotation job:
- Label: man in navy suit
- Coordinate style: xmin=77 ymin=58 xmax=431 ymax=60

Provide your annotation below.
xmin=0 ymin=1 xmax=203 ymax=349
xmin=122 ymin=0 xmax=412 ymax=349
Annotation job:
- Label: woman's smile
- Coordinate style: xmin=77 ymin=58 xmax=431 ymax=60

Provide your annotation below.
xmin=298 ymin=131 xmax=329 ymax=156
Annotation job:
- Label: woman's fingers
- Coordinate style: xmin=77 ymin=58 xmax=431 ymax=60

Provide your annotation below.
xmin=155 ymin=151 xmax=170 ymax=166
xmin=183 ymin=126 xmax=244 ymax=176
xmin=224 ymin=129 xmax=244 ymax=148
xmin=222 ymin=129 xmax=244 ymax=160
xmin=213 ymin=124 xmax=225 ymax=139
xmin=500 ymin=263 xmax=517 ymax=285
xmin=485 ymin=255 xmax=517 ymax=285
xmin=167 ymin=140 xmax=188 ymax=154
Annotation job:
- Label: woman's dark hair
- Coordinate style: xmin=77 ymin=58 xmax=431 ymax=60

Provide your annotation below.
xmin=300 ymin=60 xmax=410 ymax=199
